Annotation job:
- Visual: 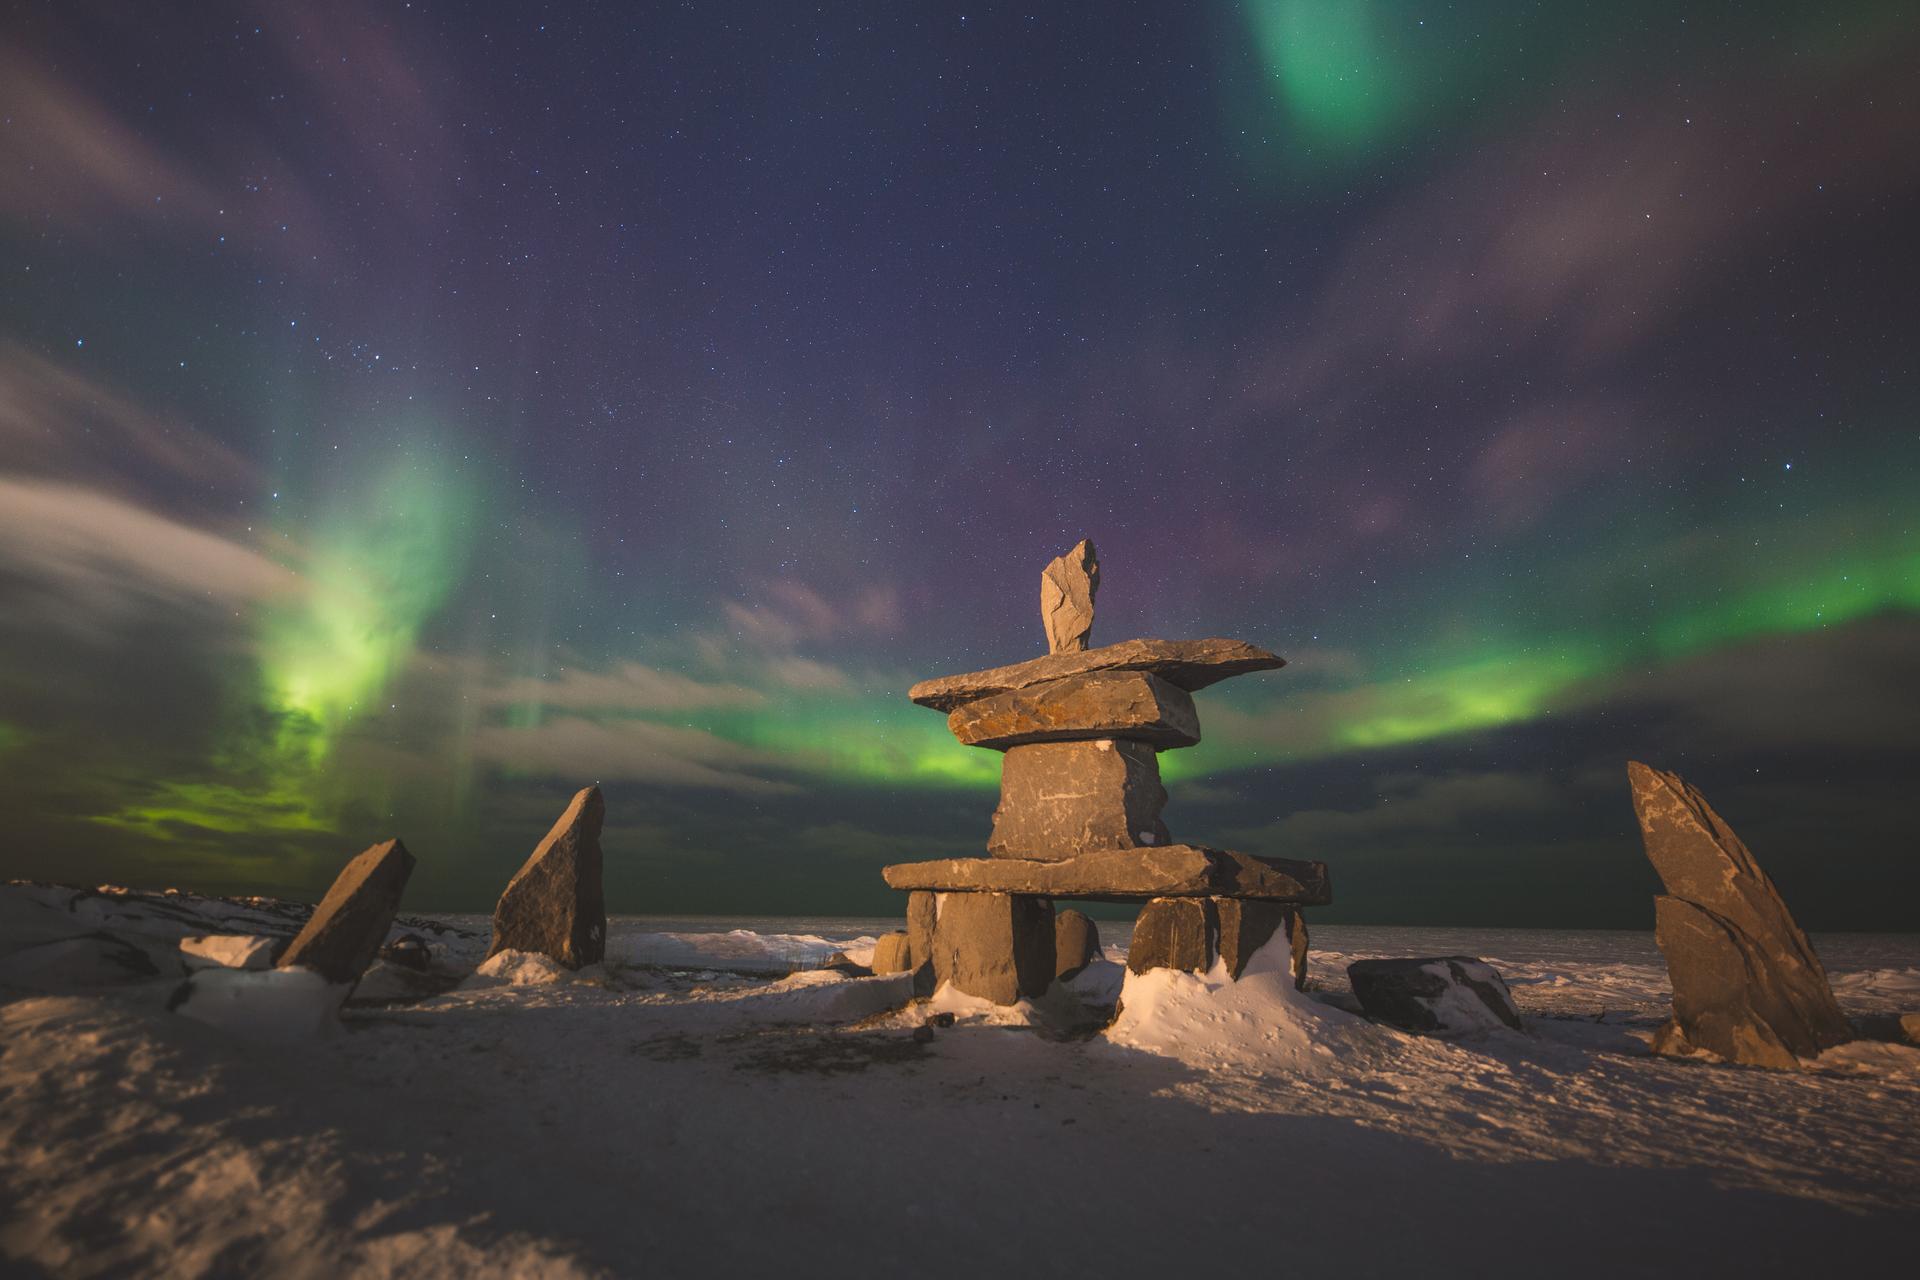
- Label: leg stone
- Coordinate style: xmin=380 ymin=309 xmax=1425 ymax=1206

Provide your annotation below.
xmin=1127 ymin=897 xmax=1217 ymax=974
xmin=1215 ymin=899 xmax=1291 ymax=979
xmin=930 ymin=892 xmax=1055 ymax=1005
xmin=907 ymin=890 xmax=937 ymax=996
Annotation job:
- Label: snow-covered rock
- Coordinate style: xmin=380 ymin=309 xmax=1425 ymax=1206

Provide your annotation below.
xmin=179 ymin=934 xmax=278 ymax=970
xmin=1346 ymin=956 xmax=1524 ymax=1035
xmin=470 ymin=949 xmax=571 ymax=986
xmin=170 ymin=966 xmax=352 ymax=1041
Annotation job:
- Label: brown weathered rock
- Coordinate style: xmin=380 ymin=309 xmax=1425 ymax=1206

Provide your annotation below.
xmin=487 ymin=786 xmax=607 ymax=969
xmin=989 ymin=739 xmax=1170 ymax=859
xmin=930 ymin=892 xmax=1054 ymax=1005
xmin=1215 ymin=899 xmax=1291 ymax=979
xmin=278 ymin=839 xmax=415 ymax=985
xmin=871 ymin=931 xmax=912 ymax=975
xmin=1291 ymin=912 xmax=1310 ymax=990
xmin=906 ymin=889 xmax=937 ymax=995
xmin=1628 ymin=762 xmax=1850 ymax=1065
xmin=883 ymin=845 xmax=1332 ymax=905
xmin=909 ymin=637 xmax=1286 ymax=712
xmin=948 ymin=671 xmax=1199 ymax=751
xmin=1127 ymin=897 xmax=1216 ymax=974
xmin=1053 ymin=909 xmax=1102 ymax=979
xmin=1040 ymin=538 xmax=1100 ymax=654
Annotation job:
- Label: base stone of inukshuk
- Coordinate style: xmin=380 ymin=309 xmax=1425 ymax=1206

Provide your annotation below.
xmin=1627 ymin=761 xmax=1851 ymax=1068
xmin=278 ymin=838 xmax=416 ymax=984
xmin=930 ymin=892 xmax=1054 ymax=1004
xmin=988 ymin=739 xmax=1170 ymax=859
xmin=488 ymin=785 xmax=607 ymax=970
xmin=881 ymin=540 xmax=1329 ymax=1005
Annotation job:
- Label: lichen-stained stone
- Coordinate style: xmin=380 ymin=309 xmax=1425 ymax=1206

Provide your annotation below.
xmin=908 ymin=637 xmax=1285 ymax=712
xmin=988 ymin=739 xmax=1170 ymax=859
xmin=1040 ymin=538 xmax=1100 ymax=654
xmin=930 ymin=892 xmax=1054 ymax=1005
xmin=947 ymin=671 xmax=1199 ymax=751
xmin=1126 ymin=897 xmax=1216 ymax=974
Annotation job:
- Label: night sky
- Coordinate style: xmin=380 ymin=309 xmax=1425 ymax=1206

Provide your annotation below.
xmin=3 ymin=2 xmax=1916 ymax=927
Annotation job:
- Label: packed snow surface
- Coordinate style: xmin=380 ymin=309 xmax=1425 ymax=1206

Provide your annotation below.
xmin=2 ymin=885 xmax=1917 ymax=1277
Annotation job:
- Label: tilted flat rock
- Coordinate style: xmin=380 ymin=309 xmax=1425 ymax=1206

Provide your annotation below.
xmin=488 ymin=786 xmax=607 ymax=970
xmin=948 ymin=670 xmax=1199 ymax=750
xmin=883 ymin=845 xmax=1331 ymax=905
xmin=930 ymin=892 xmax=1054 ymax=1005
xmin=988 ymin=739 xmax=1169 ymax=860
xmin=908 ymin=637 xmax=1286 ymax=712
xmin=277 ymin=839 xmax=415 ymax=985
xmin=1346 ymin=957 xmax=1523 ymax=1034
xmin=1127 ymin=897 xmax=1215 ymax=974
xmin=1627 ymin=761 xmax=1850 ymax=1064
xmin=1040 ymin=538 xmax=1100 ymax=654
xmin=1053 ymin=909 xmax=1101 ymax=979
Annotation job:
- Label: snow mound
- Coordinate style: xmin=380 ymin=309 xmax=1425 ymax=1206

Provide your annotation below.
xmin=610 ymin=928 xmax=878 ymax=972
xmin=1106 ymin=934 xmax=1375 ymax=1071
xmin=471 ymin=950 xmax=571 ymax=986
xmin=171 ymin=966 xmax=351 ymax=1041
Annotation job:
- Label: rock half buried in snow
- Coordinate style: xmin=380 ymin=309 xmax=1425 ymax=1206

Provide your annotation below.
xmin=1627 ymin=761 xmax=1851 ymax=1066
xmin=1054 ymin=909 xmax=1101 ymax=978
xmin=277 ymin=839 xmax=416 ymax=985
xmin=1346 ymin=957 xmax=1523 ymax=1034
xmin=989 ymin=738 xmax=1170 ymax=859
xmin=930 ymin=892 xmax=1054 ymax=1005
xmin=172 ymin=966 xmax=353 ymax=1041
xmin=1040 ymin=537 xmax=1100 ymax=654
xmin=488 ymin=785 xmax=606 ymax=969
xmin=948 ymin=671 xmax=1199 ymax=751
xmin=908 ymin=637 xmax=1285 ymax=712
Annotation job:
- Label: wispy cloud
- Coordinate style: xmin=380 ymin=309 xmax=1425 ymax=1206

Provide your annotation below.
xmin=471 ymin=715 xmax=798 ymax=795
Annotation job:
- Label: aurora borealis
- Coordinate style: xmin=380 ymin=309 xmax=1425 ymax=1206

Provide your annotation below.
xmin=2 ymin=2 xmax=1916 ymax=925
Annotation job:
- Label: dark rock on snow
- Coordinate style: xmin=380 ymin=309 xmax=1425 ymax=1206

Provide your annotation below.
xmin=1053 ymin=908 xmax=1101 ymax=979
xmin=278 ymin=839 xmax=416 ymax=985
xmin=1627 ymin=761 xmax=1851 ymax=1067
xmin=379 ymin=934 xmax=432 ymax=970
xmin=488 ymin=786 xmax=607 ymax=970
xmin=1346 ymin=957 xmax=1524 ymax=1034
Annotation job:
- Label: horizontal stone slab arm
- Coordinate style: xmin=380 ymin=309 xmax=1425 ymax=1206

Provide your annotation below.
xmin=947 ymin=670 xmax=1199 ymax=750
xmin=908 ymin=637 xmax=1285 ymax=712
xmin=881 ymin=845 xmax=1331 ymax=905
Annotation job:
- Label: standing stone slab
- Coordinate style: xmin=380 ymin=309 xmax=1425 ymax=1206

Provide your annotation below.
xmin=1127 ymin=897 xmax=1216 ymax=974
xmin=488 ymin=786 xmax=606 ymax=969
xmin=989 ymin=738 xmax=1169 ymax=860
xmin=1054 ymin=909 xmax=1102 ymax=979
xmin=278 ymin=839 xmax=415 ymax=985
xmin=1040 ymin=538 xmax=1099 ymax=654
xmin=1627 ymin=762 xmax=1850 ymax=1064
xmin=1347 ymin=957 xmax=1524 ymax=1034
xmin=930 ymin=892 xmax=1054 ymax=1005
xmin=1215 ymin=899 xmax=1291 ymax=979
xmin=1290 ymin=912 xmax=1310 ymax=990
xmin=947 ymin=671 xmax=1200 ymax=751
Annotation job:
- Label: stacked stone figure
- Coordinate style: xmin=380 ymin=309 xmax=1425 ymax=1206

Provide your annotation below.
xmin=879 ymin=540 xmax=1331 ymax=1004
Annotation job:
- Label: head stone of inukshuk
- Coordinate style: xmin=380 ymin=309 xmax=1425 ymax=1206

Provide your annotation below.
xmin=1039 ymin=538 xmax=1099 ymax=654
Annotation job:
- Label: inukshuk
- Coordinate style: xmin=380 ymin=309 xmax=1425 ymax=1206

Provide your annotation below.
xmin=881 ymin=539 xmax=1330 ymax=1004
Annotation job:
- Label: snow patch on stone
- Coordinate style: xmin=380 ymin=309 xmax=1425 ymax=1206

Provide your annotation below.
xmin=180 ymin=934 xmax=278 ymax=970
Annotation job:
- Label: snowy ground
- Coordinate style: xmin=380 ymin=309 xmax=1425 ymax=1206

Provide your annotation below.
xmin=3 ymin=884 xmax=1917 ymax=1277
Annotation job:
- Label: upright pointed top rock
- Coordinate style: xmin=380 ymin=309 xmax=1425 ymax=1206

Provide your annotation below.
xmin=1040 ymin=538 xmax=1099 ymax=654
xmin=488 ymin=785 xmax=607 ymax=969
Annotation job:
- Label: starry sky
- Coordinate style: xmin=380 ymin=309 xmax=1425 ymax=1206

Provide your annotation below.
xmin=2 ymin=1 xmax=1916 ymax=927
